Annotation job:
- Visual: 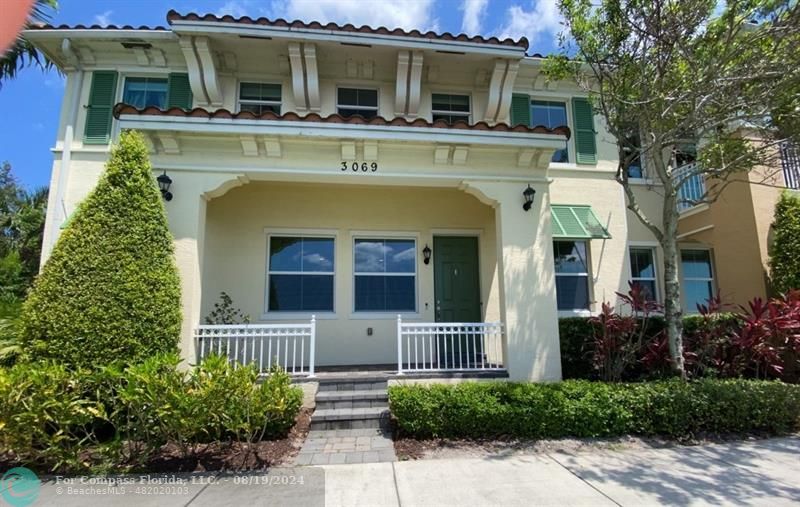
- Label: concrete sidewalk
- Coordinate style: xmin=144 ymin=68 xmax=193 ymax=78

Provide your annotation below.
xmin=20 ymin=436 xmax=800 ymax=506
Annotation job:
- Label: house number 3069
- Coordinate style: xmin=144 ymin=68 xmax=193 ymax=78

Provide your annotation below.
xmin=341 ymin=161 xmax=378 ymax=172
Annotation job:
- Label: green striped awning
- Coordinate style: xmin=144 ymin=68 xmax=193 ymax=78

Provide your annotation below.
xmin=551 ymin=205 xmax=611 ymax=239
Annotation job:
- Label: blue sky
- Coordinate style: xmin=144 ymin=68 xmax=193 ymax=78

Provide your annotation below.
xmin=0 ymin=0 xmax=563 ymax=189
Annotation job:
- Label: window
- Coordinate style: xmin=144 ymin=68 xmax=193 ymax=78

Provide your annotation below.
xmin=625 ymin=133 xmax=645 ymax=178
xmin=681 ymin=249 xmax=714 ymax=313
xmin=629 ymin=247 xmax=658 ymax=301
xmin=123 ymin=77 xmax=167 ymax=109
xmin=531 ymin=101 xmax=569 ymax=162
xmin=431 ymin=93 xmax=470 ymax=124
xmin=239 ymin=82 xmax=281 ymax=114
xmin=553 ymin=241 xmax=590 ymax=311
xmin=267 ymin=236 xmax=334 ymax=312
xmin=354 ymin=238 xmax=416 ymax=312
xmin=337 ymin=88 xmax=378 ymax=118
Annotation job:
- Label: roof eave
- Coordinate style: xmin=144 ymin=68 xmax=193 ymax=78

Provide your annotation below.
xmin=169 ymin=21 xmax=526 ymax=58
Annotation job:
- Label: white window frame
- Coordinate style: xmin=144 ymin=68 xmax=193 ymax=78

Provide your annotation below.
xmin=530 ymin=98 xmax=571 ymax=164
xmin=553 ymin=239 xmax=592 ymax=316
xmin=121 ymin=75 xmax=169 ymax=109
xmin=237 ymin=81 xmax=282 ymax=114
xmin=336 ymin=86 xmax=379 ymax=117
xmin=679 ymin=247 xmax=716 ymax=314
xmin=431 ymin=92 xmax=472 ymax=124
xmin=262 ymin=228 xmax=338 ymax=320
xmin=351 ymin=231 xmax=420 ymax=319
xmin=628 ymin=244 xmax=659 ymax=302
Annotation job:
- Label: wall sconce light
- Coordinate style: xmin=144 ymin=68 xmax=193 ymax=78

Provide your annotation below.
xmin=422 ymin=244 xmax=432 ymax=265
xmin=522 ymin=184 xmax=536 ymax=211
xmin=157 ymin=170 xmax=173 ymax=201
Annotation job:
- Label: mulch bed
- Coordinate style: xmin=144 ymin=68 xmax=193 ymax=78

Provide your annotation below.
xmin=0 ymin=409 xmax=313 ymax=474
xmin=144 ymin=408 xmax=312 ymax=472
xmin=393 ymin=430 xmax=794 ymax=461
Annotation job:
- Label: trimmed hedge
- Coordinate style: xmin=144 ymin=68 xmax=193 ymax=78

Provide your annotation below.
xmin=0 ymin=355 xmax=303 ymax=472
xmin=389 ymin=380 xmax=800 ymax=439
xmin=20 ymin=131 xmax=181 ymax=368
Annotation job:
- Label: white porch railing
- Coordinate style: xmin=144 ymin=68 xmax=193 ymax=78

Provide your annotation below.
xmin=194 ymin=316 xmax=316 ymax=377
xmin=396 ymin=316 xmax=504 ymax=373
xmin=674 ymin=161 xmax=706 ymax=212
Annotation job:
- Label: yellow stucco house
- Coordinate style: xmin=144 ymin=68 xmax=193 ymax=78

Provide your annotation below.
xmin=28 ymin=9 xmax=752 ymax=382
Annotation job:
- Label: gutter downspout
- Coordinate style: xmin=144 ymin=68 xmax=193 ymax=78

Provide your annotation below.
xmin=44 ymin=39 xmax=84 ymax=262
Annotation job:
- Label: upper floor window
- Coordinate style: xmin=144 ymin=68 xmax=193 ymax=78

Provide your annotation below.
xmin=431 ymin=93 xmax=470 ymax=124
xmin=532 ymin=101 xmax=569 ymax=163
xmin=337 ymin=88 xmax=378 ymax=119
xmin=625 ymin=133 xmax=645 ymax=178
xmin=123 ymin=77 xmax=167 ymax=109
xmin=239 ymin=82 xmax=281 ymax=115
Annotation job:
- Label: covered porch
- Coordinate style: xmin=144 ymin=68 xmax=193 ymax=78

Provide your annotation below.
xmin=194 ymin=181 xmax=506 ymax=376
xmin=117 ymin=106 xmax=569 ymax=381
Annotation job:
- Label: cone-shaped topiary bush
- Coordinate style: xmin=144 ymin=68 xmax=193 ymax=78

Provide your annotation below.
xmin=769 ymin=191 xmax=800 ymax=294
xmin=20 ymin=130 xmax=181 ymax=368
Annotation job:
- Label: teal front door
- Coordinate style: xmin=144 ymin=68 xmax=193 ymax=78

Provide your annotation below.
xmin=433 ymin=236 xmax=481 ymax=323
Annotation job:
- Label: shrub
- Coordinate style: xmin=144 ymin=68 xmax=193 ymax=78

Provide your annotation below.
xmin=0 ymin=362 xmax=109 ymax=472
xmin=20 ymin=131 xmax=181 ymax=368
xmin=389 ymin=379 xmax=800 ymax=440
xmin=769 ymin=191 xmax=800 ymax=294
xmin=204 ymin=292 xmax=250 ymax=324
xmin=0 ymin=355 xmax=303 ymax=472
xmin=590 ymin=283 xmax=664 ymax=382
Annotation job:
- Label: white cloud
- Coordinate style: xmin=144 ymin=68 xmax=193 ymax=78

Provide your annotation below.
xmin=269 ymin=0 xmax=438 ymax=32
xmin=216 ymin=1 xmax=249 ymax=18
xmin=93 ymin=10 xmax=113 ymax=26
xmin=496 ymin=0 xmax=563 ymax=46
xmin=460 ymin=0 xmax=488 ymax=35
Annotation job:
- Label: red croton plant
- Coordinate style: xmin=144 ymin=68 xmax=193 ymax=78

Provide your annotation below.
xmin=591 ymin=286 xmax=800 ymax=382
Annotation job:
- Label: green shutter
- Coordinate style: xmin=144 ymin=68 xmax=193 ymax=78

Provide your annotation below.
xmin=551 ymin=205 xmax=610 ymax=239
xmin=510 ymin=94 xmax=530 ymax=126
xmin=572 ymin=97 xmax=597 ymax=164
xmin=84 ymin=71 xmax=118 ymax=145
xmin=167 ymin=73 xmax=193 ymax=110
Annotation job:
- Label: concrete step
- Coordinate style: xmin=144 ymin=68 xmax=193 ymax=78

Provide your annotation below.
xmin=310 ymin=407 xmax=390 ymax=430
xmin=315 ymin=389 xmax=389 ymax=410
xmin=317 ymin=378 xmax=388 ymax=392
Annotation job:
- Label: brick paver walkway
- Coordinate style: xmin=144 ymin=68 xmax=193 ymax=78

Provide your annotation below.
xmin=294 ymin=427 xmax=397 ymax=465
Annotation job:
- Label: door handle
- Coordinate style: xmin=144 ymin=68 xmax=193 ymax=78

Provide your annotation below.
xmin=435 ymin=300 xmax=441 ymax=318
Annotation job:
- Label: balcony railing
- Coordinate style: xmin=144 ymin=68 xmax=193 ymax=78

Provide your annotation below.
xmin=674 ymin=161 xmax=706 ymax=212
xmin=781 ymin=141 xmax=800 ymax=190
xmin=194 ymin=317 xmax=316 ymax=376
xmin=396 ymin=316 xmax=505 ymax=373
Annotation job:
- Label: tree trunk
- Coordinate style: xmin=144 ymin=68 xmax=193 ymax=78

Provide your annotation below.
xmin=661 ymin=199 xmax=686 ymax=378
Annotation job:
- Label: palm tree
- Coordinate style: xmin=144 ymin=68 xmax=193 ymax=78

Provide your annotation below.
xmin=0 ymin=0 xmax=58 ymax=83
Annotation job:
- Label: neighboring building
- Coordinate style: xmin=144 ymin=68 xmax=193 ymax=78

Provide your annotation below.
xmin=674 ymin=139 xmax=799 ymax=311
xmin=28 ymin=10 xmax=674 ymax=381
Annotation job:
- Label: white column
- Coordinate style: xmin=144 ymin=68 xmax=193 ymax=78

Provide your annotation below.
xmin=462 ymin=180 xmax=562 ymax=381
xmin=167 ymin=186 xmax=207 ymax=366
xmin=165 ymin=173 xmax=250 ymax=366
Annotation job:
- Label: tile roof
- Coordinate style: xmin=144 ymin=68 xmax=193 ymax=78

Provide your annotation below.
xmin=113 ymin=104 xmax=571 ymax=138
xmin=166 ymin=10 xmax=528 ymax=50
xmin=28 ymin=23 xmax=168 ymax=31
